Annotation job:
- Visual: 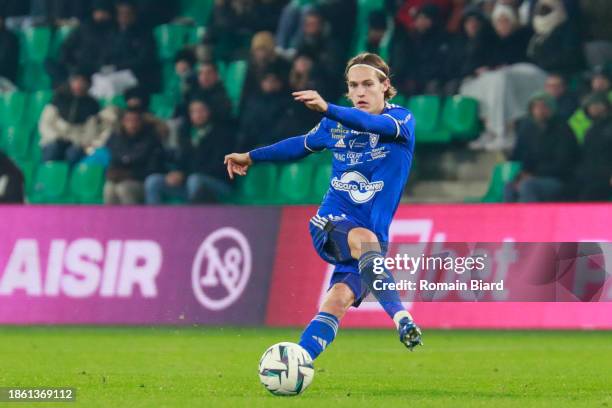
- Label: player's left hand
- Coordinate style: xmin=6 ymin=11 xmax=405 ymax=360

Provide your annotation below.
xmin=293 ymin=90 xmax=328 ymax=113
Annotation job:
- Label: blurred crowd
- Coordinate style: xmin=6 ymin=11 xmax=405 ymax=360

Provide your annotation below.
xmin=0 ymin=0 xmax=610 ymax=204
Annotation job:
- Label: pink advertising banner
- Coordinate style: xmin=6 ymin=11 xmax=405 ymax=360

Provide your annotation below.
xmin=267 ymin=204 xmax=612 ymax=329
xmin=0 ymin=206 xmax=280 ymax=325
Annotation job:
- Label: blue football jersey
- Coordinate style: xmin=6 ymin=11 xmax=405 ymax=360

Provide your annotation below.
xmin=304 ymin=103 xmax=415 ymax=243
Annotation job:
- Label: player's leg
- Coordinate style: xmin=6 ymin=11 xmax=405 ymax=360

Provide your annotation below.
xmin=298 ymin=283 xmax=354 ymax=360
xmin=348 ymin=227 xmax=423 ymax=350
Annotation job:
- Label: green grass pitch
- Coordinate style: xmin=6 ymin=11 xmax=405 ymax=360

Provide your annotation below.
xmin=0 ymin=327 xmax=610 ymax=407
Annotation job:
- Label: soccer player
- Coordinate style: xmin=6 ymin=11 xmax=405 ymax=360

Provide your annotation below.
xmin=224 ymin=52 xmax=422 ymax=360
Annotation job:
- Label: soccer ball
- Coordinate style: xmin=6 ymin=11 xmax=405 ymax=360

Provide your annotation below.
xmin=258 ymin=342 xmax=314 ymax=396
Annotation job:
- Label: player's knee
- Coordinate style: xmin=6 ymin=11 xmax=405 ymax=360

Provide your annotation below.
xmin=347 ymin=228 xmax=380 ymax=259
xmin=320 ymin=284 xmax=354 ymax=320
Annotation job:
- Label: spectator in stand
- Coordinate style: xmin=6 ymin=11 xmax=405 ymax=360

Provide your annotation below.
xmin=30 ymin=0 xmax=92 ymax=22
xmin=391 ymin=4 xmax=451 ymax=96
xmin=448 ymin=7 xmax=498 ymax=84
xmin=241 ymin=31 xmax=290 ymax=111
xmin=178 ymin=61 xmax=233 ymax=123
xmin=588 ymin=65 xmax=612 ymax=96
xmin=0 ymin=151 xmax=24 ymax=203
xmin=366 ymin=11 xmax=388 ymax=54
xmin=544 ymin=72 xmax=578 ymax=120
xmin=0 ymin=15 xmax=19 ymax=88
xmin=100 ymin=0 xmax=159 ymax=94
xmin=526 ymin=0 xmax=583 ymax=76
xmin=491 ymin=4 xmax=532 ymax=66
xmin=145 ymin=99 xmax=233 ymax=204
xmin=294 ymin=8 xmax=344 ymax=99
xmin=39 ymin=69 xmax=102 ymax=166
xmin=504 ymin=92 xmax=578 ymax=202
xmin=390 ymin=0 xmax=453 ymax=32
xmin=171 ymin=49 xmax=197 ymax=103
xmin=239 ymin=69 xmax=291 ymax=150
xmin=51 ymin=0 xmax=115 ymax=87
xmin=571 ymin=92 xmax=612 ymax=200
xmin=104 ymin=108 xmax=163 ymax=204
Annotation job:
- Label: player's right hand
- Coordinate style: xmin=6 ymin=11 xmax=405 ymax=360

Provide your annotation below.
xmin=224 ymin=153 xmax=253 ymax=180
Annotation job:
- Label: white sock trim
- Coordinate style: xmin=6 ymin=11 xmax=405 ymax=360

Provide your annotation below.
xmin=393 ymin=311 xmax=413 ymax=329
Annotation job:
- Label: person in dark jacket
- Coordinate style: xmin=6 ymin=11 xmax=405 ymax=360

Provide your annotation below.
xmin=178 ymin=62 xmax=233 ymax=123
xmin=101 ymin=0 xmax=159 ymax=94
xmin=526 ymin=0 xmax=583 ymax=76
xmin=0 ymin=15 xmax=19 ymax=84
xmin=504 ymin=92 xmax=579 ymax=202
xmin=145 ymin=99 xmax=233 ymax=204
xmin=491 ymin=4 xmax=531 ymax=66
xmin=53 ymin=0 xmax=115 ymax=85
xmin=238 ymin=69 xmax=292 ymax=151
xmin=104 ymin=107 xmax=163 ymax=204
xmin=571 ymin=92 xmax=612 ymax=201
xmin=0 ymin=151 xmax=24 ymax=204
xmin=448 ymin=7 xmax=498 ymax=81
xmin=391 ymin=4 xmax=451 ymax=96
xmin=544 ymin=72 xmax=578 ymax=120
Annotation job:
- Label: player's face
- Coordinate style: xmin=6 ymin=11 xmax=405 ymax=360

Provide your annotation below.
xmin=347 ymin=66 xmax=389 ymax=114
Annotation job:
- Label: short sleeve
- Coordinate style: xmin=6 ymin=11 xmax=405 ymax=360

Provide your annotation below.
xmin=304 ymin=118 xmax=332 ymax=152
xmin=382 ymin=107 xmax=415 ymax=142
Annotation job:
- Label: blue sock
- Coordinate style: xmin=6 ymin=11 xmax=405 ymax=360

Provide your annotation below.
xmin=298 ymin=312 xmax=338 ymax=360
xmin=359 ymin=251 xmax=405 ymax=320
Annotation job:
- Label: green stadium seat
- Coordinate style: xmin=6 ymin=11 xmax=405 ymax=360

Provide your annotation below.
xmin=154 ymin=24 xmax=190 ymax=60
xmin=187 ymin=26 xmax=207 ymax=45
xmin=223 ymin=60 xmax=248 ymax=113
xmin=441 ymin=96 xmax=480 ymax=141
xmin=352 ymin=0 xmax=385 ymax=54
xmin=26 ymin=90 xmax=53 ymax=128
xmin=99 ymin=95 xmax=127 ymax=109
xmin=309 ymin=162 xmax=332 ymax=204
xmin=179 ymin=0 xmax=214 ymax=26
xmin=407 ymin=95 xmax=449 ymax=143
xmin=49 ymin=25 xmax=76 ymax=59
xmin=277 ymin=162 xmax=314 ymax=204
xmin=2 ymin=125 xmax=32 ymax=162
xmin=234 ymin=163 xmax=278 ymax=204
xmin=18 ymin=64 xmax=52 ymax=91
xmin=480 ymin=162 xmax=522 ymax=203
xmin=68 ymin=163 xmax=105 ymax=204
xmin=0 ymin=91 xmax=27 ymax=126
xmin=150 ymin=93 xmax=175 ymax=119
xmin=29 ymin=161 xmax=70 ymax=204
xmin=19 ymin=26 xmax=52 ymax=63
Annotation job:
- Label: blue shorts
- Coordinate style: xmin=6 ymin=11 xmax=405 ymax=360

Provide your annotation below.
xmin=308 ymin=214 xmax=370 ymax=307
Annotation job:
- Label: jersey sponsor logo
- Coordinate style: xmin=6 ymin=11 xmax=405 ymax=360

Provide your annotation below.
xmin=348 ymin=139 xmax=368 ymax=149
xmin=369 ymin=147 xmax=388 ymax=160
xmin=331 ymin=171 xmax=384 ymax=203
xmin=346 ymin=151 xmax=363 ymax=165
xmin=334 ymin=152 xmax=346 ymax=161
xmin=192 ymin=227 xmax=251 ymax=311
xmin=334 ymin=138 xmax=346 ymax=148
xmin=331 ymin=123 xmax=350 ymax=139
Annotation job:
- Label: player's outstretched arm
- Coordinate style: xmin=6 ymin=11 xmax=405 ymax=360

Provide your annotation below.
xmin=224 ymin=136 xmax=313 ymax=179
xmin=293 ymin=90 xmax=404 ymax=140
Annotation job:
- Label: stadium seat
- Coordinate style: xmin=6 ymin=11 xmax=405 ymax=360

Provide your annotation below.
xmin=277 ymin=162 xmax=314 ymax=204
xmin=19 ymin=26 xmax=52 ymax=63
xmin=26 ymin=90 xmax=53 ymax=128
xmin=309 ymin=162 xmax=332 ymax=203
xmin=441 ymin=96 xmax=480 ymax=141
xmin=223 ymin=60 xmax=248 ymax=113
xmin=150 ymin=94 xmax=175 ymax=119
xmin=1 ymin=125 xmax=32 ymax=162
xmin=98 ymin=95 xmax=127 ymax=109
xmin=49 ymin=25 xmax=76 ymax=59
xmin=15 ymin=160 xmax=36 ymax=194
xmin=18 ymin=64 xmax=51 ymax=91
xmin=68 ymin=163 xmax=105 ymax=204
xmin=234 ymin=163 xmax=278 ymax=204
xmin=480 ymin=162 xmax=522 ymax=203
xmin=352 ymin=0 xmax=385 ymax=55
xmin=0 ymin=91 xmax=27 ymax=126
xmin=407 ymin=95 xmax=449 ymax=143
xmin=179 ymin=0 xmax=214 ymax=26
xmin=29 ymin=161 xmax=70 ymax=204
xmin=154 ymin=24 xmax=190 ymax=60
